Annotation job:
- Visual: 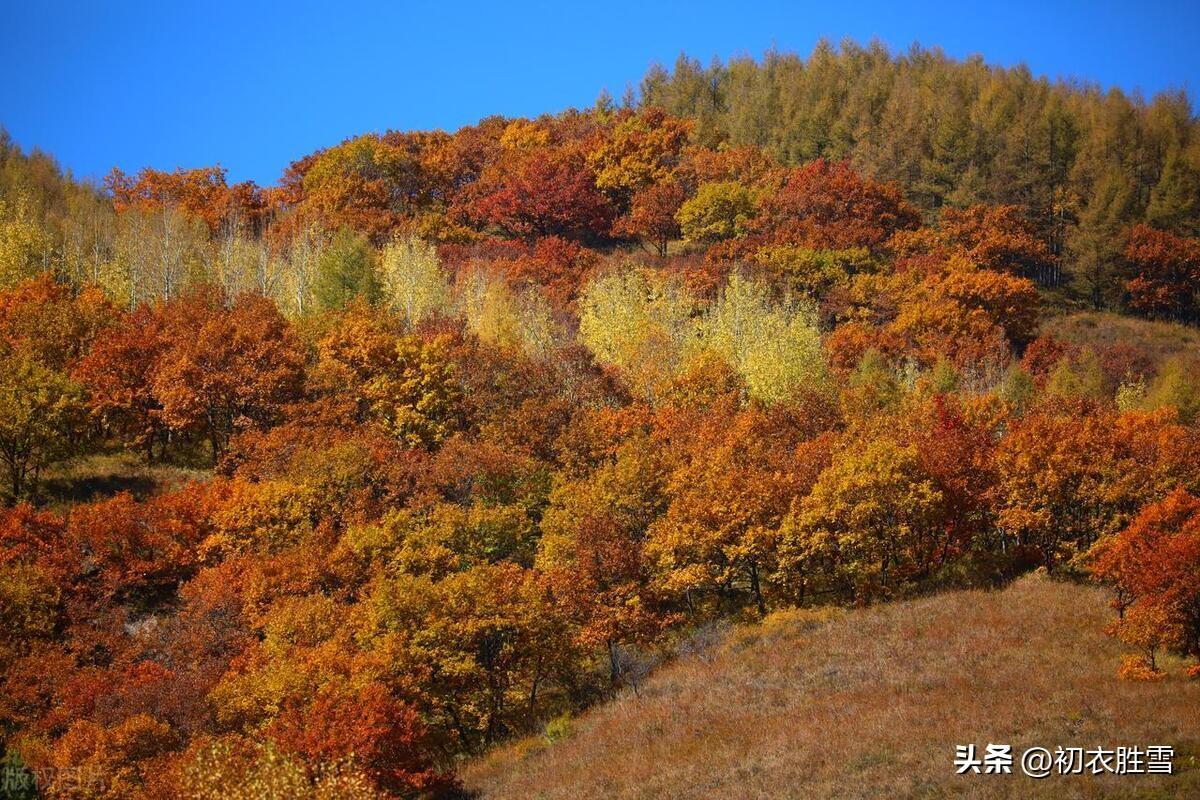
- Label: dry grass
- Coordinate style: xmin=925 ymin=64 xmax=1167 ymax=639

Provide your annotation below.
xmin=462 ymin=574 xmax=1200 ymax=799
xmin=1044 ymin=312 xmax=1200 ymax=363
xmin=38 ymin=451 xmax=210 ymax=511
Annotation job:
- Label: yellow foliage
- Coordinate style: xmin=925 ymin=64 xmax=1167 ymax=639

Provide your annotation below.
xmin=695 ymin=272 xmax=827 ymax=404
xmin=379 ymin=235 xmax=451 ymax=324
xmin=578 ymin=267 xmax=696 ymax=401
xmin=0 ymin=196 xmax=54 ymax=289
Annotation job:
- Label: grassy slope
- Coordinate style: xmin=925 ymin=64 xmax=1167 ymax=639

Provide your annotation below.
xmin=463 ymin=575 xmax=1200 ymax=799
xmin=1044 ymin=312 xmax=1200 ymax=362
xmin=38 ymin=451 xmax=209 ymax=512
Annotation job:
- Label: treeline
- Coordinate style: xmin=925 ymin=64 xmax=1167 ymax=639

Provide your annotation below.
xmin=641 ymin=40 xmax=1200 ymax=301
xmin=3 ymin=42 xmax=1200 ymax=327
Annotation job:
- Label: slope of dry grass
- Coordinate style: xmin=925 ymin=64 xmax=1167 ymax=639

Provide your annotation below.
xmin=38 ymin=451 xmax=210 ymax=511
xmin=462 ymin=575 xmax=1200 ymax=799
xmin=1044 ymin=311 xmax=1200 ymax=363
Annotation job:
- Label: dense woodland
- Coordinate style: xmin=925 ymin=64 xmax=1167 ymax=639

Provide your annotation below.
xmin=1 ymin=42 xmax=1199 ymax=799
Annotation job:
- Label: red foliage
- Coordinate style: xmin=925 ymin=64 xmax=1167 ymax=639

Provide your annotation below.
xmin=613 ymin=180 xmax=685 ymax=257
xmin=73 ymin=306 xmax=169 ymax=458
xmin=1091 ymin=488 xmax=1200 ymax=671
xmin=0 ymin=275 xmax=113 ymax=368
xmin=754 ymin=159 xmax=921 ymax=251
xmin=1020 ymin=334 xmax=1078 ymax=382
xmin=463 ymin=146 xmax=615 ymax=241
xmin=107 ymin=166 xmax=266 ymax=233
xmin=937 ymin=204 xmax=1054 ymax=279
xmin=66 ymin=486 xmax=209 ymax=599
xmin=269 ymin=683 xmax=448 ymax=794
xmin=1123 ymin=224 xmax=1200 ymax=321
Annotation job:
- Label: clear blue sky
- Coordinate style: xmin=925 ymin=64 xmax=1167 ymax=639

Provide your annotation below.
xmin=2 ymin=0 xmax=1197 ymax=187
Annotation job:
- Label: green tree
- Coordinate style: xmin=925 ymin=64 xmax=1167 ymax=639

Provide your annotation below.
xmin=0 ymin=352 xmax=83 ymax=503
xmin=676 ymin=181 xmax=758 ymax=243
xmin=314 ymin=228 xmax=382 ymax=311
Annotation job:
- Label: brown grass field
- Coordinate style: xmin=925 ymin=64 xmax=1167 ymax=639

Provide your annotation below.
xmin=1044 ymin=312 xmax=1200 ymax=363
xmin=37 ymin=451 xmax=210 ymax=511
xmin=462 ymin=574 xmax=1200 ymax=799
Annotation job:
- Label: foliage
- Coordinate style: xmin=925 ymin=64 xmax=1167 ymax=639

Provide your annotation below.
xmin=378 ymin=235 xmax=452 ymax=324
xmin=2 ymin=47 xmax=1200 ymax=794
xmin=578 ymin=267 xmax=696 ymax=401
xmin=313 ymin=228 xmax=383 ymax=310
xmin=696 ymin=272 xmax=827 ymax=403
xmin=1091 ymin=488 xmax=1200 ymax=676
xmin=676 ymin=181 xmax=758 ymax=243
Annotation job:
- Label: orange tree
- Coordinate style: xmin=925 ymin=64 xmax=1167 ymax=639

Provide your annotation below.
xmin=1091 ymin=488 xmax=1200 ymax=678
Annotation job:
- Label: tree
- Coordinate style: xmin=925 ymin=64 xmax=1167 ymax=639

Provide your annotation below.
xmin=295 ymin=134 xmax=425 ymax=240
xmin=578 ymin=267 xmax=696 ymax=402
xmin=781 ymin=437 xmax=947 ymax=601
xmin=112 ymin=205 xmax=210 ymax=305
xmin=0 ymin=355 xmax=82 ymax=504
xmin=932 ymin=204 xmax=1055 ymax=283
xmin=313 ymin=228 xmax=382 ymax=311
xmin=267 ymin=682 xmax=446 ymax=795
xmin=697 ymin=272 xmax=827 ymax=404
xmin=1122 ymin=224 xmax=1200 ymax=322
xmin=107 ymin=165 xmax=253 ymax=233
xmin=613 ymin=180 xmax=685 ymax=257
xmin=315 ymin=307 xmax=463 ymax=448
xmin=647 ymin=407 xmax=831 ymax=615
xmin=377 ymin=235 xmax=451 ymax=324
xmin=464 ymin=146 xmax=614 ymax=241
xmin=993 ymin=409 xmax=1121 ymax=569
xmin=73 ymin=306 xmax=168 ymax=459
xmin=676 ymin=181 xmax=758 ymax=243
xmin=539 ymin=434 xmax=670 ymax=686
xmin=586 ymin=108 xmax=692 ymax=200
xmin=65 ymin=487 xmax=207 ymax=600
xmin=0 ymin=196 xmax=54 ymax=289
xmin=154 ymin=293 xmax=305 ymax=460
xmin=0 ymin=274 xmax=113 ymax=370
xmin=755 ymin=159 xmax=921 ymax=252
xmin=367 ymin=564 xmax=570 ymax=751
xmin=1091 ymin=488 xmax=1200 ymax=677
xmin=177 ymin=737 xmax=383 ymax=800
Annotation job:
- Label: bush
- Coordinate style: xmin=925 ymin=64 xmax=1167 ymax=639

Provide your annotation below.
xmin=1117 ymin=654 xmax=1165 ymax=682
xmin=543 ymin=713 xmax=574 ymax=744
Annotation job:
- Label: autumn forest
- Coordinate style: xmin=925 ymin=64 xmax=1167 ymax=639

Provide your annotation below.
xmin=1 ymin=41 xmax=1200 ymax=798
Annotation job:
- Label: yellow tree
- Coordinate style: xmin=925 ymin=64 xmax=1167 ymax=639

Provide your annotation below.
xmin=378 ymin=235 xmax=451 ymax=325
xmin=647 ymin=407 xmax=833 ymax=615
xmin=697 ymin=272 xmax=827 ymax=404
xmin=315 ymin=306 xmax=463 ymax=448
xmin=578 ymin=267 xmax=696 ymax=402
xmin=781 ymin=437 xmax=947 ymax=602
xmin=0 ymin=196 xmax=54 ymax=290
xmin=538 ymin=433 xmax=671 ymax=686
xmin=0 ymin=353 xmax=83 ymax=502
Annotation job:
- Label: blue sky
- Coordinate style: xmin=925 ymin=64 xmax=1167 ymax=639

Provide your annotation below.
xmin=2 ymin=0 xmax=1198 ymax=186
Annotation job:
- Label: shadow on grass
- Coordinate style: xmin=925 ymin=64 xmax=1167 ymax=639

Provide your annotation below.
xmin=35 ymin=451 xmax=211 ymax=510
xmin=40 ymin=471 xmax=162 ymax=504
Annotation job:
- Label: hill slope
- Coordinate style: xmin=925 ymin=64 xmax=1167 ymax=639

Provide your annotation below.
xmin=463 ymin=575 xmax=1199 ymax=799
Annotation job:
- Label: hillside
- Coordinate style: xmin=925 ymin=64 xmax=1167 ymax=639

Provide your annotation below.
xmin=1044 ymin=312 xmax=1200 ymax=365
xmin=463 ymin=575 xmax=1200 ymax=799
xmin=4 ymin=31 xmax=1200 ymax=798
